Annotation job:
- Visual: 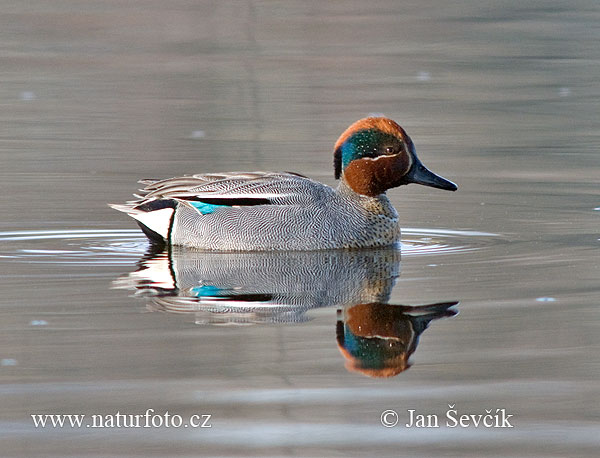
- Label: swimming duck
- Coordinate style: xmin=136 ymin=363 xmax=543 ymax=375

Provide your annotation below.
xmin=110 ymin=117 xmax=457 ymax=250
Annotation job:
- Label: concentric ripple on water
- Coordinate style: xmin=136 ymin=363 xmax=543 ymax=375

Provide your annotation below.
xmin=0 ymin=228 xmax=501 ymax=266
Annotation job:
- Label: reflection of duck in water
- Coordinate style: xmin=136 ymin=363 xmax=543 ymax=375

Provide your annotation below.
xmin=337 ymin=302 xmax=457 ymax=377
xmin=115 ymin=246 xmax=457 ymax=375
xmin=115 ymin=246 xmax=401 ymax=323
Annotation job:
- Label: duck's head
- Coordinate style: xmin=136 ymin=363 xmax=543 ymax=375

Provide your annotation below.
xmin=334 ymin=117 xmax=457 ymax=196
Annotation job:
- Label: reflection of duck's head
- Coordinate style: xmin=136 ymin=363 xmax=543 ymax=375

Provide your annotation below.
xmin=336 ymin=301 xmax=457 ymax=378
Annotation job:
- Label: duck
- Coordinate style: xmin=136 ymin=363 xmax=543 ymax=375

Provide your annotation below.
xmin=110 ymin=117 xmax=457 ymax=251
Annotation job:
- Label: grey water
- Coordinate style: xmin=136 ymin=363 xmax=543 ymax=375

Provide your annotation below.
xmin=1 ymin=1 xmax=599 ymax=457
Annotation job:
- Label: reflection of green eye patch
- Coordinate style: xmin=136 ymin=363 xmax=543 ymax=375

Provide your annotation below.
xmin=343 ymin=328 xmax=403 ymax=370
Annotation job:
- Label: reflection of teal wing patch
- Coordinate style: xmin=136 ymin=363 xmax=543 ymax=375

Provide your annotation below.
xmin=191 ymin=285 xmax=226 ymax=297
xmin=189 ymin=201 xmax=229 ymax=215
xmin=189 ymin=285 xmax=274 ymax=303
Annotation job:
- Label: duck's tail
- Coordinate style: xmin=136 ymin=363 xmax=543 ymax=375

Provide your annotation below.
xmin=109 ymin=199 xmax=176 ymax=243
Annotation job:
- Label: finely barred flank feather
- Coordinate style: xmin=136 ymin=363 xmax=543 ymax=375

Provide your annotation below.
xmin=169 ymin=180 xmax=399 ymax=251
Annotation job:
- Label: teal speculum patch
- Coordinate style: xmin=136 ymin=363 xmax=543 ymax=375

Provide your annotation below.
xmin=189 ymin=201 xmax=229 ymax=215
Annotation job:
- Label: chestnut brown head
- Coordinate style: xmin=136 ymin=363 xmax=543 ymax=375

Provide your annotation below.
xmin=333 ymin=117 xmax=457 ymax=197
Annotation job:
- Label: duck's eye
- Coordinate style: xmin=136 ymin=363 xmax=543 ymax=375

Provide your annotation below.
xmin=385 ymin=146 xmax=396 ymax=154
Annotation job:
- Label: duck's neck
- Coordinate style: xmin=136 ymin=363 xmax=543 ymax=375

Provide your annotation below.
xmin=336 ymin=178 xmax=397 ymax=218
xmin=336 ymin=177 xmax=384 ymax=199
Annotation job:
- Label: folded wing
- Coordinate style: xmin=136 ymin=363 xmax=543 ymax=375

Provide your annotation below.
xmin=110 ymin=171 xmax=331 ymax=243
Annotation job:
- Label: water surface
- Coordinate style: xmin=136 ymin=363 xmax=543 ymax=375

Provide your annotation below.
xmin=1 ymin=1 xmax=599 ymax=457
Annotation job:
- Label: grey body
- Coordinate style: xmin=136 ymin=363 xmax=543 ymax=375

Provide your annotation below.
xmin=172 ymin=180 xmax=399 ymax=250
xmin=113 ymin=172 xmax=400 ymax=251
